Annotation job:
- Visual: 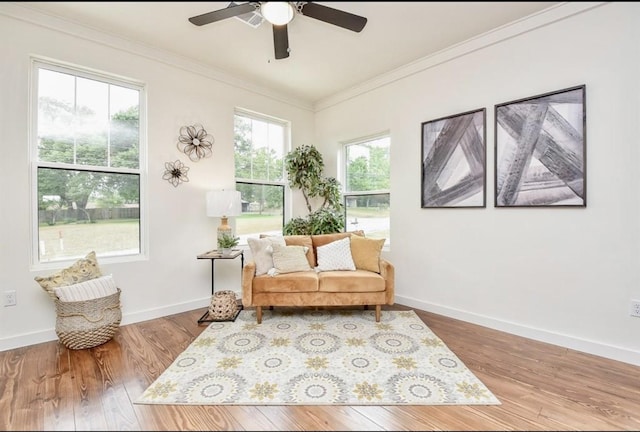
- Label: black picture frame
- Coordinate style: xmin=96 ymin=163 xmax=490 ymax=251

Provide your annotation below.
xmin=421 ymin=108 xmax=486 ymax=208
xmin=494 ymin=85 xmax=586 ymax=207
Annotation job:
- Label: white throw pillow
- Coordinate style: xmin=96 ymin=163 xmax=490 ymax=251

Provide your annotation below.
xmin=271 ymin=244 xmax=312 ymax=275
xmin=315 ymin=236 xmax=356 ymax=272
xmin=247 ymin=236 xmax=287 ymax=275
xmin=54 ymin=274 xmax=118 ymax=302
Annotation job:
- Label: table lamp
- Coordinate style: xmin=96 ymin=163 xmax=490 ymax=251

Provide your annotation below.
xmin=206 ymin=189 xmax=242 ymax=249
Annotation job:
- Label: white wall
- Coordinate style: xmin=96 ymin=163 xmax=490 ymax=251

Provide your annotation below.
xmin=0 ymin=6 xmax=314 ymax=350
xmin=314 ymin=2 xmax=640 ymax=366
xmin=2 ymin=2 xmax=639 ymax=368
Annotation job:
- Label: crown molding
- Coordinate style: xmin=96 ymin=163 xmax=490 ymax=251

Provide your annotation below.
xmin=0 ymin=2 xmax=608 ymax=114
xmin=314 ymin=2 xmax=607 ymax=112
xmin=0 ymin=2 xmax=314 ymax=112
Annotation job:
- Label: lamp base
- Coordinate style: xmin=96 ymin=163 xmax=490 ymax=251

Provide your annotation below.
xmin=217 ymin=216 xmax=232 ymax=249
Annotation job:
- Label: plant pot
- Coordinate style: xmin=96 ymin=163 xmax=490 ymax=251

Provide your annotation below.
xmin=221 ymin=248 xmax=232 ymax=256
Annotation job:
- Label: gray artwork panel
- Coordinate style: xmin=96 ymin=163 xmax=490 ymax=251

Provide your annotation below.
xmin=494 ymin=85 xmax=586 ymax=207
xmin=421 ymin=109 xmax=486 ymax=208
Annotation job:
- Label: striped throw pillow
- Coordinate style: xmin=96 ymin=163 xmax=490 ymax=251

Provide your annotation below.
xmin=54 ymin=274 xmax=118 ymax=302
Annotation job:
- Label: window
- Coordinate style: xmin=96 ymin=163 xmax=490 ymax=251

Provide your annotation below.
xmin=343 ymin=134 xmax=390 ymax=246
xmin=234 ymin=110 xmax=287 ymax=243
xmin=32 ymin=60 xmax=145 ymax=264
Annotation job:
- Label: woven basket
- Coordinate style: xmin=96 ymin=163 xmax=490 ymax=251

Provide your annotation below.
xmin=54 ymin=288 xmax=122 ymax=350
xmin=208 ymin=290 xmax=239 ymax=320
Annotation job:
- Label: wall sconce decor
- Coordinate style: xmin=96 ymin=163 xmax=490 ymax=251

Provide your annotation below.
xmin=177 ymin=124 xmax=213 ymax=162
xmin=162 ymin=160 xmax=190 ymax=187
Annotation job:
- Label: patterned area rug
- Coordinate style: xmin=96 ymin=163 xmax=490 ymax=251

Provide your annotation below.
xmin=135 ymin=308 xmax=500 ymax=405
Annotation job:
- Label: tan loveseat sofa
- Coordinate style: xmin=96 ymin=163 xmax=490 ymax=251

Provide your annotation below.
xmin=242 ymin=232 xmax=394 ymax=323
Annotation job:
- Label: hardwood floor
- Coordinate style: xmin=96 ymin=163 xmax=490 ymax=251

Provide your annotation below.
xmin=1 ymin=304 xmax=639 ymax=431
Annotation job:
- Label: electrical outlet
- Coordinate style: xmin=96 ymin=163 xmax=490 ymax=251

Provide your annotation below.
xmin=631 ymin=300 xmax=640 ymax=317
xmin=4 ymin=290 xmax=16 ymax=307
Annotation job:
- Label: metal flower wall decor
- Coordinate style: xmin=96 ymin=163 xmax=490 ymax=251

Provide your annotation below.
xmin=177 ymin=124 xmax=213 ymax=162
xmin=163 ymin=160 xmax=190 ymax=187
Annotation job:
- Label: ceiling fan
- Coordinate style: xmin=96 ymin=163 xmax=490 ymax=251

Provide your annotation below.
xmin=188 ymin=2 xmax=367 ymax=60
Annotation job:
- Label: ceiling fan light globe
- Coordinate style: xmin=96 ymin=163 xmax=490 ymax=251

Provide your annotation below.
xmin=261 ymin=2 xmax=294 ymax=25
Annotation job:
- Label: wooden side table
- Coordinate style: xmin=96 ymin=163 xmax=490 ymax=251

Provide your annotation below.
xmin=196 ymin=249 xmax=244 ymax=324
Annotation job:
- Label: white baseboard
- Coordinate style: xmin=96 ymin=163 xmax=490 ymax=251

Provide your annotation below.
xmin=4 ymin=291 xmax=639 ymax=368
xmin=0 ymin=296 xmax=215 ymax=352
xmin=396 ymin=294 xmax=640 ymax=367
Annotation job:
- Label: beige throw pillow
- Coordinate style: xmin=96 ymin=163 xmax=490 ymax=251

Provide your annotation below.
xmin=350 ymin=235 xmax=385 ymax=273
xmin=271 ymin=244 xmax=312 ymax=275
xmin=34 ymin=251 xmax=103 ymax=299
xmin=248 ymin=236 xmax=286 ymax=275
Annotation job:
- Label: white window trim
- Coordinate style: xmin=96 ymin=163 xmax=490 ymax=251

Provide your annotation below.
xmin=341 ymin=131 xmax=391 ymax=249
xmin=341 ymin=130 xmax=390 ymax=194
xmin=234 ymin=108 xmax=292 ymax=231
xmin=29 ymin=57 xmax=149 ymax=269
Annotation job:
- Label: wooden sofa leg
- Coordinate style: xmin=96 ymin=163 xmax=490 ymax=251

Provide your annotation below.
xmin=375 ymin=305 xmax=381 ymax=322
xmin=256 ymin=306 xmax=262 ymax=324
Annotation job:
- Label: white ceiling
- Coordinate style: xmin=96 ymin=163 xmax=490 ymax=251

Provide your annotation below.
xmin=20 ymin=1 xmax=559 ymax=105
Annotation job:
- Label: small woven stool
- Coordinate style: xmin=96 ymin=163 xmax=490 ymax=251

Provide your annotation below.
xmin=208 ymin=290 xmax=239 ymax=320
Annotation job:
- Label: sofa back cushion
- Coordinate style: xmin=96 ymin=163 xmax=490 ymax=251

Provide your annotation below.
xmin=261 ymin=231 xmax=365 ymax=268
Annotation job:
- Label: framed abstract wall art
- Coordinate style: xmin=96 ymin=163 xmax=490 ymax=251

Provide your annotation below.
xmin=494 ymin=85 xmax=586 ymax=207
xmin=421 ymin=108 xmax=486 ymax=208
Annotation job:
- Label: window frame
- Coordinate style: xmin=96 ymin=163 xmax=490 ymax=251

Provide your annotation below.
xmin=30 ymin=58 xmax=148 ymax=269
xmin=233 ymin=108 xmax=290 ymax=242
xmin=342 ymin=132 xmax=391 ymax=247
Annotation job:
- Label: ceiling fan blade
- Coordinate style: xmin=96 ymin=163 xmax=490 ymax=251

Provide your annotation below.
xmin=188 ymin=2 xmax=257 ymax=26
xmin=273 ymin=24 xmax=290 ymax=59
xmin=300 ymin=2 xmax=367 ymax=32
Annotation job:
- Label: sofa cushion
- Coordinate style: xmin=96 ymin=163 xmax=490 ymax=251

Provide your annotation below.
xmin=248 ymin=236 xmax=286 ymax=275
xmin=318 ymin=269 xmax=386 ymax=292
xmin=253 ymin=271 xmax=319 ymax=293
xmin=311 ymin=230 xmax=363 ymax=248
xmin=315 ymin=236 xmax=356 ymax=272
xmin=350 ymin=235 xmax=385 ymax=273
xmin=271 ymin=244 xmax=313 ymax=274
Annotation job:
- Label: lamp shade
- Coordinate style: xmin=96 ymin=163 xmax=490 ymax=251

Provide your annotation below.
xmin=206 ymin=190 xmax=242 ymax=217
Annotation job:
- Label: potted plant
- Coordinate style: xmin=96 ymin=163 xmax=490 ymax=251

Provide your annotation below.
xmin=217 ymin=233 xmax=239 ymax=255
xmin=283 ymin=144 xmax=345 ymax=235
